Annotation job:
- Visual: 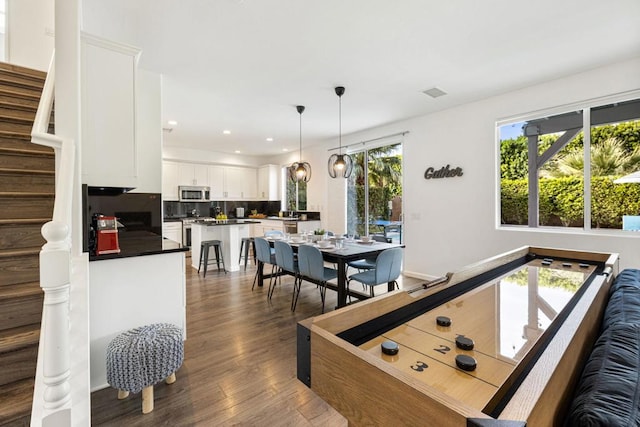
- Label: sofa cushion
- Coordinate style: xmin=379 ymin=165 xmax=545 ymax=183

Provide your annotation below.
xmin=609 ymin=268 xmax=640 ymax=294
xmin=567 ymin=322 xmax=640 ymax=426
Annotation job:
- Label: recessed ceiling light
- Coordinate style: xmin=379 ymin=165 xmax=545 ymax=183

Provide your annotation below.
xmin=223 ymin=130 xmax=231 ymax=135
xmin=266 ymin=137 xmax=273 ymax=142
xmin=167 ymin=120 xmax=178 ymax=126
xmin=234 ymin=150 xmax=241 ymax=153
xmin=422 ymin=87 xmax=447 ymax=98
xmin=282 ymin=148 xmax=289 ymax=152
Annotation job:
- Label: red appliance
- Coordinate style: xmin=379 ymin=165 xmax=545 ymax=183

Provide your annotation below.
xmin=95 ymin=215 xmax=121 ymax=255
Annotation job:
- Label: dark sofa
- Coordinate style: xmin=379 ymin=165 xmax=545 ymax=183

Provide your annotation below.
xmin=567 ymin=269 xmax=640 ymax=426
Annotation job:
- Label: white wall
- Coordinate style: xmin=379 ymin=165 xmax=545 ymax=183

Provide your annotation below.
xmin=7 ymin=0 xmax=54 ymax=70
xmin=323 ymin=57 xmax=640 ymax=279
xmin=163 ymin=146 xmax=266 ymax=168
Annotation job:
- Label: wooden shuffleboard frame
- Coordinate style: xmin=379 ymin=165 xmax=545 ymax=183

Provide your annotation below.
xmin=297 ymin=246 xmax=619 ymax=426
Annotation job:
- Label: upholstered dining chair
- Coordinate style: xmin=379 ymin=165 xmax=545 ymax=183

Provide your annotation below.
xmin=347 ymin=247 xmax=403 ymax=299
xmin=252 ymin=237 xmax=278 ymax=292
xmin=273 ymin=240 xmax=299 ymax=305
xmin=347 ymin=234 xmax=391 ymax=272
xmin=264 ymin=230 xmax=284 ymax=238
xmin=296 ymin=244 xmax=338 ymax=313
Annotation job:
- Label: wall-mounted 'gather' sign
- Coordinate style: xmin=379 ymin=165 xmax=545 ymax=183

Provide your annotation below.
xmin=424 ymin=164 xmax=463 ymax=180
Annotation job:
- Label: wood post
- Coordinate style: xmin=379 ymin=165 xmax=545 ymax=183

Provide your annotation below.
xmin=165 ymin=372 xmax=176 ymax=384
xmin=142 ymin=386 xmax=153 ymax=414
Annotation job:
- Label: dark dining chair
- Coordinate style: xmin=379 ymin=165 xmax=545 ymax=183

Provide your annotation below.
xmin=273 ymin=240 xmax=299 ymax=304
xmin=296 ymin=244 xmax=338 ymax=313
xmin=252 ymin=237 xmax=278 ymax=292
xmin=347 ymin=247 xmax=403 ymax=299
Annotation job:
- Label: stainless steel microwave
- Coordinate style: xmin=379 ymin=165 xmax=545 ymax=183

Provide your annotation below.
xmin=179 ymin=186 xmax=210 ymax=202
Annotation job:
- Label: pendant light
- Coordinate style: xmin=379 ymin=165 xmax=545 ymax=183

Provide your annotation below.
xmin=328 ymin=86 xmax=353 ymax=178
xmin=289 ymin=105 xmax=311 ymax=182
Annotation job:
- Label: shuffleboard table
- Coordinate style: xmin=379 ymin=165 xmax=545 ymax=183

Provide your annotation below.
xmin=297 ymin=246 xmax=619 ymax=426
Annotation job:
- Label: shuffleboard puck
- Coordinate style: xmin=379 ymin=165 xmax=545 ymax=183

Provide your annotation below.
xmin=543 ymin=258 xmax=554 ymax=262
xmin=381 ymin=340 xmax=399 ymax=356
xmin=562 ymin=262 xmax=572 ymax=267
xmin=455 ymin=335 xmax=474 ymax=351
xmin=436 ymin=316 xmax=452 ymax=327
xmin=541 ymin=261 xmax=552 ymax=266
xmin=455 ymin=354 xmax=477 ymax=371
xmin=579 ymin=263 xmax=590 ymax=268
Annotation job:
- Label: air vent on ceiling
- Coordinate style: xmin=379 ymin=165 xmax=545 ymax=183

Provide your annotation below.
xmin=422 ymin=87 xmax=447 ymax=98
xmin=162 ymin=127 xmax=173 ymax=133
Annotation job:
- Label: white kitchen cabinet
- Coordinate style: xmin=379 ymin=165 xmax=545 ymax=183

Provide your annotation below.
xmin=81 ymin=33 xmax=141 ymax=188
xmin=162 ymin=161 xmax=180 ymax=200
xmin=178 ymin=163 xmax=208 ymax=186
xmin=225 ymin=167 xmax=257 ymax=199
xmin=258 ymin=164 xmax=280 ymax=200
xmin=163 ymin=221 xmax=182 ymax=243
xmin=207 ymin=165 xmax=225 ymax=198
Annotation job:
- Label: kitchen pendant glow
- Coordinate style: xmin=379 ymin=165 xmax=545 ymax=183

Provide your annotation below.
xmin=328 ymin=86 xmax=353 ymax=178
xmin=289 ymin=105 xmax=311 ymax=183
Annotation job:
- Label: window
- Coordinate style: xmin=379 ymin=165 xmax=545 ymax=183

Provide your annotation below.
xmin=284 ymin=166 xmax=307 ymax=211
xmin=346 ymin=143 xmax=403 ymax=242
xmin=499 ymin=97 xmax=640 ymax=231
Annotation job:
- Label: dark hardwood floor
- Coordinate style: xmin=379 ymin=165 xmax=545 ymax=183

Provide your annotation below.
xmin=91 ymin=256 xmax=421 ymax=426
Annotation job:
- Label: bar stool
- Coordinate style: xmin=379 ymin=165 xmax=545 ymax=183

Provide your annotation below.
xmin=198 ymin=240 xmax=226 ymax=276
xmin=238 ymin=237 xmax=255 ymax=271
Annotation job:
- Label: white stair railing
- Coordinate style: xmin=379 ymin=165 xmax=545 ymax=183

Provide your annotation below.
xmin=30 ymin=51 xmax=76 ymax=423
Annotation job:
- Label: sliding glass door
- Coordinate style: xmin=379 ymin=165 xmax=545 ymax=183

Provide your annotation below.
xmin=346 ymin=143 xmax=403 ymax=242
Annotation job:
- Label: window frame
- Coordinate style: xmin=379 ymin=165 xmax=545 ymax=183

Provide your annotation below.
xmin=496 ymin=90 xmax=640 ymax=234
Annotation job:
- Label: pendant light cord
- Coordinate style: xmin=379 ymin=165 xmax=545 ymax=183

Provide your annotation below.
xmin=338 ymin=94 xmax=342 ymax=155
xmin=299 ymin=111 xmax=302 ymax=161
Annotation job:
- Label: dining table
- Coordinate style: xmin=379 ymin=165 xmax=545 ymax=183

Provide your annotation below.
xmin=257 ymin=237 xmax=405 ymax=309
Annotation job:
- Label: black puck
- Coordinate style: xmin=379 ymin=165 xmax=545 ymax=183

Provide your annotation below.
xmin=455 ymin=335 xmax=474 ymax=351
xmin=543 ymin=258 xmax=554 ymax=262
xmin=436 ymin=316 xmax=451 ymax=327
xmin=541 ymin=261 xmax=551 ymax=266
xmin=381 ymin=340 xmax=399 ymax=356
xmin=562 ymin=262 xmax=572 ymax=267
xmin=579 ymin=263 xmax=590 ymax=268
xmin=455 ymin=354 xmax=477 ymax=371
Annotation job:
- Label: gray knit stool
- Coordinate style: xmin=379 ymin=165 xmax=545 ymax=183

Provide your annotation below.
xmin=106 ymin=323 xmax=184 ymax=414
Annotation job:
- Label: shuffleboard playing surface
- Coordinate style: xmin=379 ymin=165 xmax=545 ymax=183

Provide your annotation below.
xmin=357 ymin=256 xmax=597 ymax=412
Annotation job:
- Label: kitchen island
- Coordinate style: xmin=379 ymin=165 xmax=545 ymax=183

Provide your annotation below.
xmin=191 ymin=220 xmax=261 ymax=272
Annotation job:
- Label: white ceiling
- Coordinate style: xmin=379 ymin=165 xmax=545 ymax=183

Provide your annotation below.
xmin=82 ymin=0 xmax=640 ymax=157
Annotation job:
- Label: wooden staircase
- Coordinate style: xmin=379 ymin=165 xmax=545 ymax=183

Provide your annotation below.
xmin=0 ymin=63 xmax=54 ymax=426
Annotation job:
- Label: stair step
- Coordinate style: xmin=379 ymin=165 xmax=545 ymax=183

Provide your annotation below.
xmin=0 ymin=130 xmax=30 ymax=141
xmin=0 ymin=324 xmax=40 ymax=388
xmin=0 ymin=88 xmax=41 ymax=109
xmin=0 ymin=247 xmax=40 ymax=287
xmin=0 ymin=221 xmax=46 ymax=250
xmin=0 ymin=194 xmax=54 ymax=221
xmin=0 ymin=62 xmax=46 ymax=81
xmin=0 ymin=150 xmax=54 ymax=172
xmin=0 ymin=378 xmax=34 ymax=426
xmin=0 ymin=137 xmax=54 ymax=154
xmin=0 ymin=115 xmax=36 ymax=134
xmin=0 ymin=172 xmax=55 ymax=193
xmin=0 ymin=282 xmax=43 ymax=335
xmin=0 ymin=67 xmax=45 ymax=95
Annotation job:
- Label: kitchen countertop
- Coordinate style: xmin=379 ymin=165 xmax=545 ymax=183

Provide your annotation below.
xmin=89 ymin=230 xmax=188 ymax=261
xmin=192 ymin=219 xmax=262 ymax=226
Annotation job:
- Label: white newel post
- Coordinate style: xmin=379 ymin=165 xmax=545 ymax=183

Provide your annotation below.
xmin=39 ymin=221 xmax=72 ymax=411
